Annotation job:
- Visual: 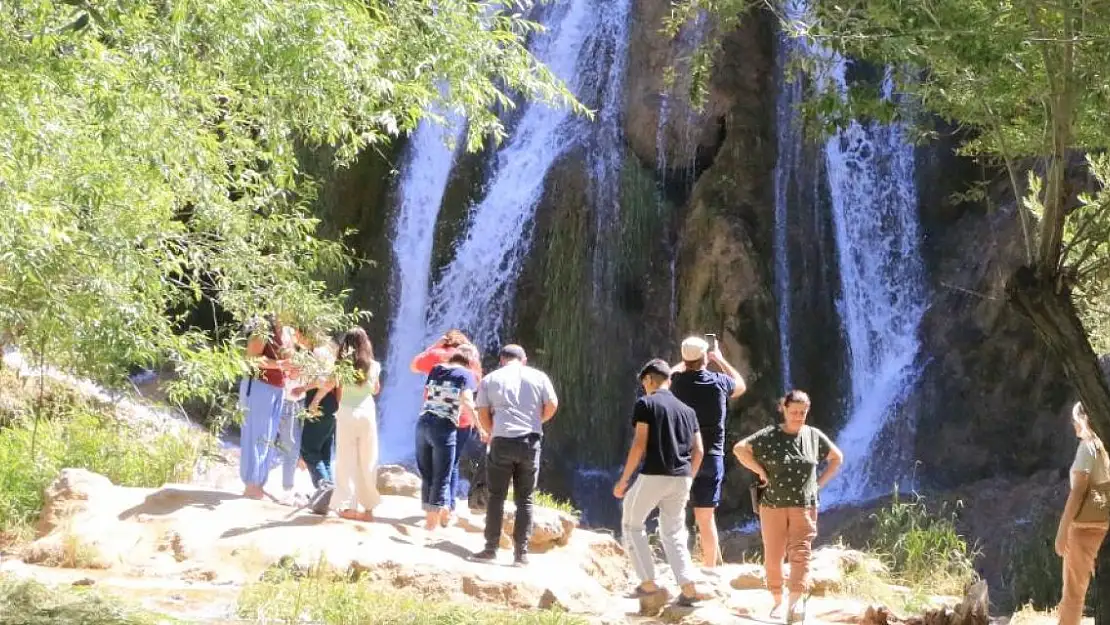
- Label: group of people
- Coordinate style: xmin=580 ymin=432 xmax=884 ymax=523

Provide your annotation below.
xmin=237 ymin=313 xmax=382 ymax=521
xmin=235 ymin=317 xmax=558 ymax=566
xmin=614 ymin=336 xmax=843 ymax=621
xmin=235 ymin=316 xmax=1105 ymax=624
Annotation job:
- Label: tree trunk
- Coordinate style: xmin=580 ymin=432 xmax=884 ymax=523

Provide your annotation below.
xmin=1008 ymin=265 xmax=1110 ymax=625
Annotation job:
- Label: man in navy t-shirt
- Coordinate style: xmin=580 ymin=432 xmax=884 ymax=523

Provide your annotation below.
xmin=416 ymin=352 xmax=477 ymax=530
xmin=670 ymin=335 xmax=746 ymax=568
xmin=614 ymin=359 xmax=706 ymax=608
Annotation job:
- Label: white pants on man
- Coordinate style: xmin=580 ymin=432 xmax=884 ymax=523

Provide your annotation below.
xmin=621 ymin=474 xmax=696 ymax=586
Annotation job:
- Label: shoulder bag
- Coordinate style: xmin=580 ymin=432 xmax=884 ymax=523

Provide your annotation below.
xmin=1075 ymin=446 xmax=1110 ymax=524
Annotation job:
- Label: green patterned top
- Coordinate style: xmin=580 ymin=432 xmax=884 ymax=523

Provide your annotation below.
xmin=743 ymin=424 xmax=832 ymax=508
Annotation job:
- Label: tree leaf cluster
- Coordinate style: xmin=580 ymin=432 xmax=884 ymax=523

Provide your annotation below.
xmin=0 ymin=0 xmax=576 ymax=398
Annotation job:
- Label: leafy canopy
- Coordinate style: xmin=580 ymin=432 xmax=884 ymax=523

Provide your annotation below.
xmin=0 ymin=0 xmax=577 ymax=397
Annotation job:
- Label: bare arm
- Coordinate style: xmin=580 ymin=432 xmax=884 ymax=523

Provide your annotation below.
xmin=542 ymin=400 xmax=558 ymax=423
xmin=478 ymin=407 xmax=494 ymax=437
xmin=1058 ymin=471 xmax=1089 ymax=555
xmin=246 ymin=335 xmax=283 ymax=370
xmin=614 ymin=423 xmax=649 ymax=498
xmin=708 ymin=349 xmax=746 ymax=399
xmin=733 ymin=440 xmax=768 ymax=484
xmin=459 ymin=389 xmax=476 ymax=424
xmin=691 ymin=431 xmax=705 ymax=478
xmin=818 ymin=442 xmax=844 ymax=489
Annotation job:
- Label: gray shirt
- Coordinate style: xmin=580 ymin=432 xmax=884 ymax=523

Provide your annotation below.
xmin=476 ymin=362 xmax=557 ymax=438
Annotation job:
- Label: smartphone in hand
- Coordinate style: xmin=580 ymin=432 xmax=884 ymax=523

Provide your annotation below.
xmin=705 ymin=333 xmax=719 ymax=353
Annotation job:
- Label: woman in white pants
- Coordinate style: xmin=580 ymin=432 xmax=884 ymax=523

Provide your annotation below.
xmin=310 ymin=327 xmax=381 ymax=522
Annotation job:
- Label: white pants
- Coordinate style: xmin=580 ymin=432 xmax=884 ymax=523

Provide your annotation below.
xmin=330 ymin=402 xmax=380 ymax=513
xmin=621 ymin=474 xmax=696 ymax=586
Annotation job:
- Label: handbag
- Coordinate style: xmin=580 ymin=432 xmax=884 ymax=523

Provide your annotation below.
xmin=749 ymin=482 xmax=765 ymax=511
xmin=1075 ymin=447 xmax=1110 ymax=524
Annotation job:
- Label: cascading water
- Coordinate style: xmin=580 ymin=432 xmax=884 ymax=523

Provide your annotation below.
xmin=379 ymin=0 xmax=633 ymax=461
xmin=771 ymin=3 xmax=805 ymax=389
xmin=377 ymin=117 xmax=465 ymax=463
xmin=820 ymin=83 xmax=928 ymax=503
xmin=775 ymin=3 xmax=929 ymax=504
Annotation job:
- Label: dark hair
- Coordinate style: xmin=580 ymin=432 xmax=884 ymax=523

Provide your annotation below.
xmin=781 ymin=389 xmax=811 ymax=407
xmin=339 ymin=327 xmax=374 ymax=380
xmin=448 ymin=352 xmax=471 ymax=367
xmin=638 ymin=358 xmax=672 ymax=384
xmin=443 ymin=329 xmax=470 ymax=349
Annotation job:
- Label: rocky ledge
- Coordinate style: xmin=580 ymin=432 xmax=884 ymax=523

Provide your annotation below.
xmin=1 ymin=467 xmax=993 ymax=625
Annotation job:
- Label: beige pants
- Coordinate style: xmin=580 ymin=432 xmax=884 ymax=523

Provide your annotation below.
xmin=1058 ymin=524 xmax=1108 ymax=625
xmin=760 ymin=505 xmax=818 ymax=596
xmin=330 ymin=402 xmax=380 ymax=513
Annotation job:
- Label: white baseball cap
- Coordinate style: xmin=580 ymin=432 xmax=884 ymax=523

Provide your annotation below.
xmin=680 ymin=336 xmax=709 ymax=361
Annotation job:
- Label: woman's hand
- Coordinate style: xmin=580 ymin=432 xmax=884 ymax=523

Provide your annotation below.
xmin=1055 ymin=531 xmax=1069 ymax=558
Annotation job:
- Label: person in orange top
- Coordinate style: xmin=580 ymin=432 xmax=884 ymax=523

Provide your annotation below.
xmin=410 ymin=329 xmax=469 ymax=375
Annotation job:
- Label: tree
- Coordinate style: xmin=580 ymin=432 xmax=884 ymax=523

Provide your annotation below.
xmin=670 ymin=0 xmax=1110 ymax=616
xmin=0 ymin=0 xmax=578 ymax=399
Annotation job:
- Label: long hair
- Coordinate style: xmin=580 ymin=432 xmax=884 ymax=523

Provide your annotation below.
xmin=443 ymin=329 xmax=470 ymax=349
xmin=339 ymin=327 xmax=374 ymax=380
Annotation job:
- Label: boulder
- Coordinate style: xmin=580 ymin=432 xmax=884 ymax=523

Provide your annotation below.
xmin=810 ymin=546 xmax=886 ymax=596
xmin=727 ymin=563 xmax=767 ymax=590
xmin=376 ymin=465 xmax=420 ymax=497
xmin=498 ymin=506 xmax=577 ymax=553
xmin=36 ymin=468 xmax=114 ymax=535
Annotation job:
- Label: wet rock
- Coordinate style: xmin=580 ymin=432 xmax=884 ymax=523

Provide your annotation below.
xmin=727 ymin=563 xmax=767 ymax=590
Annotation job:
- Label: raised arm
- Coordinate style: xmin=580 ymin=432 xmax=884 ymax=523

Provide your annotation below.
xmin=708 ymin=348 xmax=746 ymax=398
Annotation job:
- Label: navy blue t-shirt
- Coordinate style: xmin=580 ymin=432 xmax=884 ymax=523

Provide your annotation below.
xmin=421 ymin=364 xmax=478 ymax=426
xmin=670 ymin=369 xmax=736 ymax=456
xmin=633 ymin=389 xmax=700 ymax=477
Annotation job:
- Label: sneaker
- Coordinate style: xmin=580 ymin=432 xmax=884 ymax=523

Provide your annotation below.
xmin=470 ymin=548 xmax=498 ymax=562
xmin=513 ymin=553 xmax=529 ymax=567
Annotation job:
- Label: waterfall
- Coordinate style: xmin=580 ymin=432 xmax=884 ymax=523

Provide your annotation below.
xmin=821 ymin=83 xmax=928 ymax=503
xmin=379 ymin=0 xmax=633 ymax=460
xmin=772 ymin=9 xmax=804 ymax=389
xmin=378 ymin=117 xmax=465 ymax=463
xmin=776 ymin=3 xmax=929 ymax=504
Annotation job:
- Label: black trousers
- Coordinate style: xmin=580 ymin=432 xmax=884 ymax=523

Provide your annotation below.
xmin=483 ymin=434 xmax=541 ymax=554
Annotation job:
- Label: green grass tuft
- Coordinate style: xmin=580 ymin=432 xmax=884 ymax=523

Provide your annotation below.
xmin=0 ymin=370 xmax=208 ymax=536
xmin=239 ymin=567 xmax=589 ymax=625
xmin=0 ymin=577 xmax=165 ymax=625
xmin=866 ymin=488 xmax=979 ymax=596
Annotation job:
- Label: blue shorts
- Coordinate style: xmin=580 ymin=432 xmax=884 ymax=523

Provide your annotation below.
xmin=690 ymin=454 xmax=725 ymax=508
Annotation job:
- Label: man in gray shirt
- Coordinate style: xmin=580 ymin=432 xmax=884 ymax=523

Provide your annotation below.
xmin=470 ymin=344 xmax=558 ymax=566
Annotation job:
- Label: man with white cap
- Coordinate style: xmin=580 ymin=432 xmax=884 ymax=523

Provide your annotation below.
xmin=671 ymin=335 xmax=746 ymax=568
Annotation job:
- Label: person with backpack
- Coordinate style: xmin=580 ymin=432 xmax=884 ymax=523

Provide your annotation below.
xmin=733 ymin=390 xmax=843 ymax=625
xmin=1055 ymin=402 xmax=1110 ymax=625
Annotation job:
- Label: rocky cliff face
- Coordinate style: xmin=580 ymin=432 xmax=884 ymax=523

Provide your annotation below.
xmin=311 ymin=0 xmax=1081 ymax=525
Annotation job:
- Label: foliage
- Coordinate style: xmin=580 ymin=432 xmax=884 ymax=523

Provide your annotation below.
xmin=0 ymin=370 xmax=207 ymax=534
xmin=867 ymin=489 xmax=979 ymax=595
xmin=239 ymin=565 xmax=588 ymax=625
xmin=533 ymin=490 xmax=580 ymax=517
xmin=0 ymin=0 xmax=579 ymax=400
xmin=0 ymin=577 xmax=164 ymax=625
xmin=1003 ymin=509 xmax=1088 ymax=611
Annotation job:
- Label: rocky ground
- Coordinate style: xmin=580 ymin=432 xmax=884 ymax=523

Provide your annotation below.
xmin=0 ymin=451 xmax=978 ymax=625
